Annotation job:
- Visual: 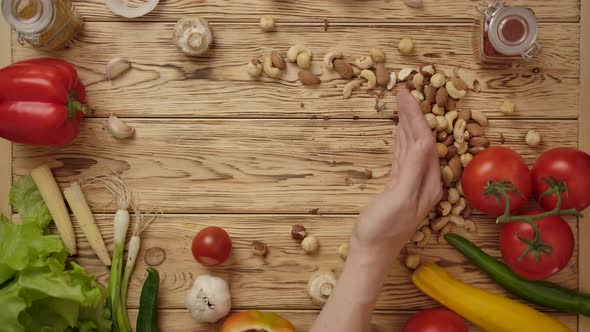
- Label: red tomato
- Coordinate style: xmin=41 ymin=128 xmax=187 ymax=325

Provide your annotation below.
xmin=531 ymin=147 xmax=590 ymax=212
xmin=462 ymin=146 xmax=532 ymax=217
xmin=403 ymin=308 xmax=468 ymax=332
xmin=500 ymin=211 xmax=574 ymax=280
xmin=191 ymin=226 xmax=232 ymax=266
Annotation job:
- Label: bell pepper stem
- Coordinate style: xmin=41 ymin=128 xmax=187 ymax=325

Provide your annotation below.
xmin=67 ymin=90 xmax=86 ymax=120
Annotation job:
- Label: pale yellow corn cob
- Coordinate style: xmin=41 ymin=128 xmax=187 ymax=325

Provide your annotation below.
xmin=64 ymin=183 xmax=111 ymax=266
xmin=31 ymin=165 xmax=77 ymax=255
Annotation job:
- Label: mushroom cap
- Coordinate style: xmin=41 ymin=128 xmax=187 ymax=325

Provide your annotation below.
xmin=173 ymin=17 xmax=214 ymax=57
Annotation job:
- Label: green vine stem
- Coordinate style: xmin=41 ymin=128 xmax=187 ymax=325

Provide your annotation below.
xmin=484 ymin=177 xmax=584 ymax=261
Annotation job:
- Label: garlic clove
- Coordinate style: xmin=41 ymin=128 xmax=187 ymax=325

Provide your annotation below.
xmin=107 ymin=114 xmax=135 ymax=139
xmin=106 ymin=57 xmax=132 ymax=81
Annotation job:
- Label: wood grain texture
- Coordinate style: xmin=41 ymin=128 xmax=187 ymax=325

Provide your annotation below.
xmin=125 ymin=309 xmax=578 ymax=332
xmin=12 ymin=119 xmax=577 ymax=214
xmin=73 ymin=0 xmax=579 ymax=23
xmin=578 ymin=0 xmax=589 ymax=331
xmin=37 ymin=214 xmax=577 ymax=311
xmin=12 ymin=23 xmax=580 ymax=119
xmin=0 ymin=16 xmax=11 ymax=217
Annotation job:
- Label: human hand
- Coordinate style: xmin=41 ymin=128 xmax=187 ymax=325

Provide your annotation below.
xmin=352 ymin=88 xmax=442 ymax=254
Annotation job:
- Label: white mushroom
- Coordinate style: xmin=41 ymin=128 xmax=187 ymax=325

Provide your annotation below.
xmin=308 ymin=272 xmax=337 ymax=305
xmin=173 ymin=17 xmax=214 ymax=57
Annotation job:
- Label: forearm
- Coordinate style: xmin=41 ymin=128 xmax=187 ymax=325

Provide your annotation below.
xmin=310 ymin=237 xmax=405 ymax=332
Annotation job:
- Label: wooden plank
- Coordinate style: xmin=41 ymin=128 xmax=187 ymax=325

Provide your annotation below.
xmin=42 ymin=214 xmax=578 ymax=311
xmin=12 ymin=23 xmax=579 ymax=119
xmin=126 ymin=309 xmax=578 ymax=332
xmin=72 ymin=1 xmax=579 ymax=23
xmin=579 ymin=0 xmax=590 ymax=331
xmin=13 ymin=119 xmax=577 ymax=214
xmin=0 ymin=15 xmax=12 ymax=217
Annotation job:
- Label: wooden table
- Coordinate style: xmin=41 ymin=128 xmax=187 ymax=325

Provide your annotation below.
xmin=1 ymin=1 xmax=589 ymax=331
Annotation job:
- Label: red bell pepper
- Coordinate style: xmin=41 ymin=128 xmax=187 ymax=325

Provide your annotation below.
xmin=0 ymin=58 xmax=86 ymax=146
xmin=220 ymin=311 xmax=296 ymax=332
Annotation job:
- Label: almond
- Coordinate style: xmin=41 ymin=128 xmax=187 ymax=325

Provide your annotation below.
xmin=424 ymin=85 xmax=436 ymax=104
xmin=448 ymin=156 xmax=463 ymax=180
xmin=468 ymin=136 xmax=490 ymax=148
xmin=271 ymin=51 xmax=286 ymax=70
xmin=420 ymin=100 xmax=431 ymax=114
xmin=333 ymin=59 xmax=354 ymax=80
xmin=298 ymin=70 xmax=321 ymax=85
xmin=458 ymin=109 xmax=471 ymax=121
xmin=451 ymin=76 xmax=468 ymax=91
xmin=446 ymin=98 xmax=457 ymax=111
xmin=466 ymin=123 xmax=484 ymax=137
xmin=436 ymin=87 xmax=449 ymax=107
xmin=375 ymin=63 xmax=390 ymax=87
xmin=469 ymin=146 xmax=486 ymax=155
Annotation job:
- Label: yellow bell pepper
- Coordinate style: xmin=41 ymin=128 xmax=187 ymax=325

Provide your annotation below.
xmin=412 ymin=263 xmax=570 ymax=332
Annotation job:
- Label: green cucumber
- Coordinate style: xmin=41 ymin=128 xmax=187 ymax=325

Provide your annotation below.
xmin=445 ymin=233 xmax=590 ymax=316
xmin=137 ymin=267 xmax=160 ymax=331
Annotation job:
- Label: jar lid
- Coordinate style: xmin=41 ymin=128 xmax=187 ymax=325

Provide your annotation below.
xmin=2 ymin=0 xmax=54 ymax=34
xmin=487 ymin=6 xmax=539 ymax=57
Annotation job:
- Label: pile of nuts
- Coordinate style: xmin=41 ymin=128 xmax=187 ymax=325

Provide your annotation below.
xmin=247 ymin=44 xmax=321 ymax=85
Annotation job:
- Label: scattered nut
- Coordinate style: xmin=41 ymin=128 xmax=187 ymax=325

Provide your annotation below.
xmin=466 ymin=123 xmax=484 ymax=137
xmin=458 ymin=109 xmax=471 ymax=122
xmin=333 ymin=59 xmax=354 ymax=79
xmin=246 ymin=58 xmax=263 ymax=77
xmin=448 ymin=215 xmax=466 ymax=227
xmin=446 ymin=145 xmax=458 ymax=159
xmin=375 ymin=63 xmax=390 ymax=87
xmin=453 ymin=118 xmax=467 ymax=143
xmin=420 ymin=100 xmax=432 ymax=114
xmin=425 ymin=113 xmax=437 ymax=129
xmin=465 ymin=219 xmax=477 ymax=233
xmin=424 ymin=85 xmax=436 ymax=104
xmin=431 ymin=105 xmax=445 ymax=116
xmin=468 ymin=136 xmax=490 ymax=148
xmin=251 ymin=241 xmax=268 ymax=256
xmin=398 ymin=68 xmax=415 ymax=81
xmin=460 ymin=153 xmax=473 ymax=167
xmin=431 ymin=216 xmax=450 ymax=232
xmin=444 ymin=111 xmax=458 ymax=133
xmin=271 ymin=51 xmax=286 ymax=70
xmin=437 ymin=131 xmax=448 ymax=142
xmin=338 ymin=243 xmax=349 ymax=260
xmin=342 ymin=79 xmax=362 ymax=99
xmin=405 ymin=254 xmax=421 ymax=270
xmin=448 ymin=156 xmax=463 ymax=181
xmin=442 ymin=134 xmax=455 ymax=147
xmin=420 ymin=64 xmax=436 ymax=77
xmin=297 ymin=52 xmax=312 ymax=69
xmin=262 ymin=54 xmax=282 ymax=78
xmin=287 ymin=44 xmax=311 ymax=63
xmin=446 ymin=98 xmax=457 ymax=111
xmin=386 ymin=72 xmax=397 ymax=90
xmin=445 ymin=81 xmax=467 ymax=99
xmin=412 ymin=73 xmax=425 ymax=91
xmin=437 ymin=143 xmax=449 ymax=158
xmin=471 ymin=110 xmax=488 ymax=126
xmin=435 ymin=116 xmax=448 ymax=132
xmin=437 ymin=201 xmax=452 ymax=216
xmin=323 ymin=50 xmax=343 ymax=69
xmin=398 ymin=38 xmax=414 ymax=55
xmin=299 ymin=70 xmax=321 ymax=85
xmin=302 ymin=236 xmax=320 ymax=254
xmin=526 ymin=130 xmax=541 ymax=146
xmin=435 ymin=87 xmax=449 ymax=107
xmin=411 ymin=230 xmax=425 ymax=242
xmin=417 ymin=226 xmax=432 ymax=248
xmin=353 ymin=56 xmax=374 ymax=70
xmin=447 ymin=188 xmax=460 ymax=204
xmin=260 ymin=16 xmax=276 ymax=32
xmin=411 ymin=90 xmax=424 ymax=102
xmin=369 ymin=48 xmax=386 ymax=63
xmin=360 ymin=69 xmax=377 ymax=89
xmin=451 ymin=197 xmax=467 ymax=216
xmin=430 ymin=73 xmax=446 ymax=88
xmin=291 ymin=224 xmax=308 ymax=241
xmin=500 ymin=100 xmax=516 ymax=115
xmin=438 ymin=223 xmax=453 ymax=244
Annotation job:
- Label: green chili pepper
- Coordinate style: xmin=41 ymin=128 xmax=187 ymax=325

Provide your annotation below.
xmin=445 ymin=233 xmax=590 ymax=316
xmin=137 ymin=267 xmax=160 ymax=331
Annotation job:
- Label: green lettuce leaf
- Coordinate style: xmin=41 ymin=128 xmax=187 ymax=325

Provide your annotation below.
xmin=9 ymin=175 xmax=52 ymax=229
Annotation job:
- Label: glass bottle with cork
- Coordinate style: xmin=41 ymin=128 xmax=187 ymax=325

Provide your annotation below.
xmin=2 ymin=0 xmax=83 ymax=51
xmin=474 ymin=1 xmax=541 ymax=63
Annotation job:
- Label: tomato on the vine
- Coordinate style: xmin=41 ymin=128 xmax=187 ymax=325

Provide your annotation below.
xmin=462 ymin=146 xmax=532 ymax=217
xmin=191 ymin=226 xmax=232 ymax=266
xmin=402 ymin=308 xmax=467 ymax=332
xmin=531 ymin=147 xmax=590 ymax=212
xmin=500 ymin=211 xmax=574 ymax=280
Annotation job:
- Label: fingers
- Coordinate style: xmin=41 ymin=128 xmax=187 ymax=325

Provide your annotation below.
xmin=396 ymin=88 xmax=432 ymax=141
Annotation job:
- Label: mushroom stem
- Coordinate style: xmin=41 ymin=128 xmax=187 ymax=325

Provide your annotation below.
xmin=188 ymin=32 xmax=204 ymax=49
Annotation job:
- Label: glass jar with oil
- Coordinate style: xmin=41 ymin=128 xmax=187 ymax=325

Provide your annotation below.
xmin=2 ymin=0 xmax=83 ymax=51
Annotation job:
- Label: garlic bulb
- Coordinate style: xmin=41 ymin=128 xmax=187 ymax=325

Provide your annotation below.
xmin=107 ymin=114 xmax=135 ymax=139
xmin=185 ymin=275 xmax=231 ymax=323
xmin=173 ymin=17 xmax=214 ymax=57
xmin=307 ymin=272 xmax=337 ymax=305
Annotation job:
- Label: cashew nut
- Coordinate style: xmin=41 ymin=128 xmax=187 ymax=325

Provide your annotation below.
xmin=526 ymin=130 xmax=541 ymax=146
xmin=431 ymin=216 xmax=450 ymax=232
xmin=448 ymin=215 xmax=466 ymax=227
xmin=411 ymin=230 xmax=425 ymax=242
xmin=431 ymin=105 xmax=445 ymax=116
xmin=360 ymin=69 xmax=377 ymax=89
xmin=453 ymin=119 xmax=467 ymax=143
xmin=425 ymin=113 xmax=437 ymax=129
xmin=442 ymin=166 xmax=454 ymax=188
xmin=411 ymin=90 xmax=424 ymax=102
xmin=412 ymin=73 xmax=425 ymax=91
xmin=246 ymin=59 xmax=263 ymax=77
xmin=386 ymin=72 xmax=397 ymax=90
xmin=437 ymin=201 xmax=452 ymax=216
xmin=447 ymin=187 xmax=460 ymax=204
xmin=438 ymin=223 xmax=453 ymax=244
xmin=435 ymin=116 xmax=448 ymax=132
xmin=460 ymin=153 xmax=473 ymax=167
xmin=287 ymin=44 xmax=311 ymax=63
xmin=262 ymin=54 xmax=282 ymax=78
xmin=451 ymin=197 xmax=467 ymax=216
xmin=398 ymin=68 xmax=415 ymax=81
xmin=353 ymin=56 xmax=374 ymax=70
xmin=323 ymin=50 xmax=343 ymax=70
xmin=471 ymin=110 xmax=488 ymax=127
xmin=454 ymin=141 xmax=468 ymax=154
xmin=445 ymin=81 xmax=467 ymax=99
xmin=417 ymin=226 xmax=432 ymax=248
xmin=405 ymin=253 xmax=421 ymax=270
xmin=444 ymin=111 xmax=458 ymax=134
xmin=465 ymin=219 xmax=477 ymax=233
xmin=342 ymin=79 xmax=362 ymax=99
